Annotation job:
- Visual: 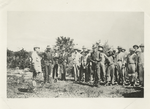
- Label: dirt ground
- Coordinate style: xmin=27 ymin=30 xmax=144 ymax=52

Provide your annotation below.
xmin=7 ymin=69 xmax=144 ymax=98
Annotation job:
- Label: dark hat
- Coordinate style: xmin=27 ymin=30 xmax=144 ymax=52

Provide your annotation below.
xmin=117 ymin=46 xmax=122 ymax=49
xmin=139 ymin=44 xmax=144 ymax=47
xmin=46 ymin=45 xmax=51 ymax=48
xmin=133 ymin=45 xmax=139 ymax=49
xmin=92 ymin=45 xmax=97 ymax=49
xmin=98 ymin=45 xmax=103 ymax=48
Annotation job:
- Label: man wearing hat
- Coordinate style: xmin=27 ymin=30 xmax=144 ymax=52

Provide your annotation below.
xmin=137 ymin=44 xmax=144 ymax=87
xmin=42 ymin=45 xmax=53 ymax=84
xmin=31 ymin=45 xmax=42 ymax=90
xmin=133 ymin=44 xmax=139 ymax=52
xmin=72 ymin=47 xmax=82 ymax=82
xmin=126 ymin=48 xmax=137 ymax=86
xmin=98 ymin=45 xmax=108 ymax=84
xmin=90 ymin=44 xmax=101 ymax=87
xmin=105 ymin=50 xmax=115 ymax=86
xmin=31 ymin=46 xmax=42 ymax=79
xmin=52 ymin=46 xmax=60 ymax=83
xmin=59 ymin=48 xmax=68 ymax=81
xmin=115 ymin=46 xmax=126 ymax=85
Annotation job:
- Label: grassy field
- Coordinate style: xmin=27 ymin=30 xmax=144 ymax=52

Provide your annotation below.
xmin=7 ymin=69 xmax=144 ymax=98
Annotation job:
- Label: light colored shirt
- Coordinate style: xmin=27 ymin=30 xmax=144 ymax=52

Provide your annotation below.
xmin=72 ymin=52 xmax=81 ymax=66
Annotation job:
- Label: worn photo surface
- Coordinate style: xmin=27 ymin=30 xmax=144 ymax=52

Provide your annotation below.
xmin=7 ymin=12 xmax=144 ymax=98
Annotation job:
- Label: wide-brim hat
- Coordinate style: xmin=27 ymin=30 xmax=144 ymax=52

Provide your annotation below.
xmin=121 ymin=48 xmax=126 ymax=51
xmin=46 ymin=45 xmax=51 ymax=48
xmin=92 ymin=45 xmax=97 ymax=49
xmin=129 ymin=48 xmax=135 ymax=52
xmin=98 ymin=45 xmax=103 ymax=48
xmin=133 ymin=45 xmax=139 ymax=49
xmin=99 ymin=47 xmax=103 ymax=51
xmin=82 ymin=46 xmax=86 ymax=49
xmin=117 ymin=46 xmax=122 ymax=49
xmin=139 ymin=44 xmax=144 ymax=47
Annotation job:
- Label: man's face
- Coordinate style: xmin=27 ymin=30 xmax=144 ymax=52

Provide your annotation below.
xmin=140 ymin=46 xmax=144 ymax=52
xmin=93 ymin=48 xmax=96 ymax=52
xmin=47 ymin=48 xmax=51 ymax=51
xmin=134 ymin=47 xmax=138 ymax=50
xmin=36 ymin=48 xmax=40 ymax=53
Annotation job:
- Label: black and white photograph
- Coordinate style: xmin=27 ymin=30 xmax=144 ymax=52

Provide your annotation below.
xmin=6 ymin=11 xmax=144 ymax=98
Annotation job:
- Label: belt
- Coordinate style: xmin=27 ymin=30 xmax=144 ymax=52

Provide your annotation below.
xmin=118 ymin=60 xmax=122 ymax=61
xmin=129 ymin=63 xmax=135 ymax=64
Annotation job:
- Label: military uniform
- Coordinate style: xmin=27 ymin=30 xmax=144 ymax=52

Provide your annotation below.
xmin=106 ymin=53 xmax=115 ymax=85
xmin=43 ymin=48 xmax=53 ymax=83
xmin=116 ymin=47 xmax=126 ymax=84
xmin=127 ymin=48 xmax=137 ymax=85
xmin=137 ymin=44 xmax=144 ymax=86
xmin=59 ymin=51 xmax=68 ymax=81
xmin=90 ymin=46 xmax=101 ymax=86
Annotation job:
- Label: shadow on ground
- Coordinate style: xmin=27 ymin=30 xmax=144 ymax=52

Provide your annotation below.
xmin=122 ymin=87 xmax=144 ymax=98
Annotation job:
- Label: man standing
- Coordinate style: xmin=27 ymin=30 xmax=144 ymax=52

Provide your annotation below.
xmin=42 ymin=45 xmax=53 ymax=84
xmin=98 ymin=45 xmax=108 ymax=84
xmin=137 ymin=44 xmax=144 ymax=87
xmin=72 ymin=48 xmax=81 ymax=82
xmin=90 ymin=45 xmax=101 ymax=87
xmin=59 ymin=48 xmax=68 ymax=81
xmin=105 ymin=50 xmax=115 ymax=86
xmin=116 ymin=46 xmax=126 ymax=85
xmin=31 ymin=46 xmax=42 ymax=80
xmin=127 ymin=48 xmax=137 ymax=86
xmin=53 ymin=47 xmax=59 ymax=83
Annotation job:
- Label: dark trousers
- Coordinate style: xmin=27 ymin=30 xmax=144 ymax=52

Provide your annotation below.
xmin=60 ymin=63 xmax=67 ymax=80
xmin=43 ymin=63 xmax=53 ymax=83
xmin=53 ymin=64 xmax=58 ymax=79
xmin=80 ymin=64 xmax=89 ymax=82
xmin=92 ymin=62 xmax=101 ymax=84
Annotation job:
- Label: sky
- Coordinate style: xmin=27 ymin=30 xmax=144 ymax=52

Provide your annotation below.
xmin=7 ymin=12 xmax=144 ymax=52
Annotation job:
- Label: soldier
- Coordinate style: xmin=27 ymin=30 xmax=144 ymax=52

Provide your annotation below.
xmin=137 ymin=44 xmax=144 ymax=87
xmin=53 ymin=47 xmax=59 ymax=83
xmin=116 ymin=46 xmax=126 ymax=85
xmin=98 ymin=45 xmax=108 ymax=84
xmin=105 ymin=50 xmax=115 ymax=86
xmin=31 ymin=46 xmax=42 ymax=80
xmin=90 ymin=45 xmax=101 ymax=87
xmin=80 ymin=46 xmax=87 ymax=82
xmin=72 ymin=48 xmax=81 ymax=82
xmin=59 ymin=48 xmax=68 ymax=81
xmin=42 ymin=45 xmax=53 ymax=84
xmin=126 ymin=48 xmax=137 ymax=86
xmin=133 ymin=45 xmax=139 ymax=53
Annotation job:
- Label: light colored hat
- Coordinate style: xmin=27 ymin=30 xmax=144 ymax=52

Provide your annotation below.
xmin=129 ymin=48 xmax=135 ymax=52
xmin=34 ymin=45 xmax=40 ymax=49
xmin=99 ymin=47 xmax=103 ymax=51
xmin=139 ymin=43 xmax=144 ymax=47
xmin=82 ymin=46 xmax=86 ymax=49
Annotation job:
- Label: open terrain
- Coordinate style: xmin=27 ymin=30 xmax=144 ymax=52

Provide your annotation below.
xmin=7 ymin=68 xmax=144 ymax=98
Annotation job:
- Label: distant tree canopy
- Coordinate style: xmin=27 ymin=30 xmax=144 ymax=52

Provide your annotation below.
xmin=55 ymin=36 xmax=75 ymax=54
xmin=7 ymin=36 xmax=112 ymax=69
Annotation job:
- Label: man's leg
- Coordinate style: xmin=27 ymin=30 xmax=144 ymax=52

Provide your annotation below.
xmin=100 ymin=63 xmax=106 ymax=83
xmin=73 ymin=64 xmax=77 ymax=81
xmin=96 ymin=62 xmax=101 ymax=85
xmin=63 ymin=63 xmax=67 ymax=80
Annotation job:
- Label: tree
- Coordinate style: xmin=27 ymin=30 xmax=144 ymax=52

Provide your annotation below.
xmin=55 ymin=36 xmax=75 ymax=54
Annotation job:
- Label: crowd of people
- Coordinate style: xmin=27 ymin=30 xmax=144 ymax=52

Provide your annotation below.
xmin=31 ymin=43 xmax=144 ymax=88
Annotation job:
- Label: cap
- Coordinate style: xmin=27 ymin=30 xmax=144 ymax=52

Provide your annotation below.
xmin=46 ymin=45 xmax=51 ymax=48
xmin=133 ymin=45 xmax=139 ymax=49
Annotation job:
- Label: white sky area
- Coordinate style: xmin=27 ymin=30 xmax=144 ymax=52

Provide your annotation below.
xmin=7 ymin=12 xmax=144 ymax=52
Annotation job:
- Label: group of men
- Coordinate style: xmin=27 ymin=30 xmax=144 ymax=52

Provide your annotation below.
xmin=31 ymin=45 xmax=68 ymax=84
xmin=31 ymin=43 xmax=144 ymax=88
xmin=71 ymin=43 xmax=144 ymax=88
